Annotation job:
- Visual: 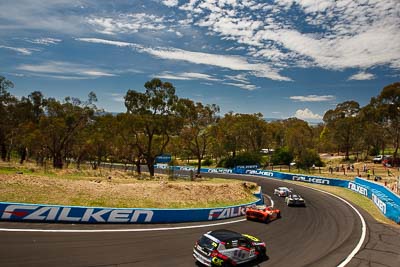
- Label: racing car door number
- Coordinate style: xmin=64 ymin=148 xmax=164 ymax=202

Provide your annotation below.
xmin=249 ymin=248 xmax=255 ymax=257
xmin=234 ymin=250 xmax=246 ymax=259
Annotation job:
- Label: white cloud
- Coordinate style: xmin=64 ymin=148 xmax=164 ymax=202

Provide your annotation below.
xmin=294 ymin=108 xmax=322 ymax=120
xmin=109 ymin=93 xmax=125 ymax=103
xmin=177 ymin=0 xmax=400 ymax=72
xmin=141 ymin=46 xmax=291 ymax=81
xmin=87 ymin=13 xmax=166 ymax=35
xmin=348 ymin=71 xmax=376 ymax=81
xmin=76 ymin=38 xmax=135 ymax=48
xmin=77 ymin=37 xmax=291 ymax=81
xmin=17 ymin=61 xmax=116 ymax=79
xmin=157 ymin=72 xmax=220 ymax=81
xmin=162 ymin=0 xmax=179 ymax=7
xmin=29 ymin=38 xmax=62 ymax=45
xmin=290 ymin=95 xmax=335 ymax=102
xmin=223 ymin=82 xmax=257 ymax=91
xmin=0 ymin=45 xmax=33 ymax=55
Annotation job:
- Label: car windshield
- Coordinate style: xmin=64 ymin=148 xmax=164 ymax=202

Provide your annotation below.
xmin=292 ymin=194 xmax=299 ymax=198
xmin=198 ymin=235 xmax=217 ymax=250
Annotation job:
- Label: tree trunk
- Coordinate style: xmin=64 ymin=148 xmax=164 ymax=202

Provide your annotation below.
xmin=1 ymin=143 xmax=7 ymax=161
xmin=53 ymin=152 xmax=63 ymax=169
xmin=197 ymin=157 xmax=202 ymax=175
xmin=19 ymin=146 xmax=27 ymax=164
xmin=135 ymin=160 xmax=141 ymax=175
xmin=147 ymin=157 xmax=155 ymax=176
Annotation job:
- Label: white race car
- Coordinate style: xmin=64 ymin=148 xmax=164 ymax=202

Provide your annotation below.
xmin=273 ymin=186 xmax=292 ymax=197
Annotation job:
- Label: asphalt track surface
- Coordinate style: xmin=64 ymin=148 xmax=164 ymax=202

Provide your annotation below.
xmin=1 ymin=174 xmax=399 ymax=267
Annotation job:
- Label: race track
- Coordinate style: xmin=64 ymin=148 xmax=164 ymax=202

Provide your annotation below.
xmin=1 ymin=174 xmax=399 ymax=267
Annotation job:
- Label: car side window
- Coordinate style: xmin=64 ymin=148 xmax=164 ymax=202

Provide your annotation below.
xmin=238 ymin=238 xmax=251 ymax=248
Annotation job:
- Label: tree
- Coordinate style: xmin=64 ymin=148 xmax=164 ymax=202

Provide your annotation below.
xmin=124 ymin=78 xmax=180 ymax=176
xmin=178 ymin=98 xmax=219 ymax=174
xmin=323 ymin=101 xmax=361 ymax=160
xmin=0 ymin=76 xmax=16 ymax=161
xmin=370 ymin=82 xmax=400 ymax=163
xmin=40 ymin=93 xmax=97 ymax=168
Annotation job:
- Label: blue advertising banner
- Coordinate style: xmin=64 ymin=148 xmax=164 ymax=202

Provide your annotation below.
xmin=0 ymin=191 xmax=263 ymax=224
xmin=155 ymin=154 xmax=172 ymax=163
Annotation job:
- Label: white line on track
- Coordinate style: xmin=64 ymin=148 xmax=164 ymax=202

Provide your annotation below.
xmin=285 ymin=182 xmax=367 ymax=267
xmin=0 ymin=218 xmax=246 ymax=233
xmin=0 ymin=175 xmax=367 ymax=267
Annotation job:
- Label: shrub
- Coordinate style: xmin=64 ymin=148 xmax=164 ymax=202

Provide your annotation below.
xmin=223 ymin=152 xmax=262 ymax=169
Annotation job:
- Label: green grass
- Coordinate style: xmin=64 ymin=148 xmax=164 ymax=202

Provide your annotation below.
xmin=289 ymin=181 xmax=396 ymax=225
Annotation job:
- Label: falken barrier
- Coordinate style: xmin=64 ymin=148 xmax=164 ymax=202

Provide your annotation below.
xmin=162 ymin=165 xmax=399 ymax=224
xmin=347 ymin=178 xmax=400 ymax=224
xmin=0 ymin=191 xmax=263 ymax=224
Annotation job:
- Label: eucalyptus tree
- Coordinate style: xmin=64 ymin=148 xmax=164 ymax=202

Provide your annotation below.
xmin=370 ymin=82 xmax=400 ymax=161
xmin=39 ymin=93 xmax=97 ymax=168
xmin=0 ymin=76 xmax=16 ymax=161
xmin=323 ymin=101 xmax=361 ymax=160
xmin=177 ymin=98 xmax=219 ymax=174
xmin=115 ymin=113 xmax=144 ymax=174
xmin=282 ymin=118 xmax=314 ymax=162
xmin=124 ymin=78 xmax=181 ymax=176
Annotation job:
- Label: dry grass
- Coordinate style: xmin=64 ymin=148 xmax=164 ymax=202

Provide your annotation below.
xmin=0 ymin=162 xmax=257 ymax=208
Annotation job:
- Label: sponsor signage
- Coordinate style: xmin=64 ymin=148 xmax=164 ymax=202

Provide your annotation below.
xmin=155 ymin=154 xmax=172 ymax=163
xmin=348 ymin=182 xmax=369 ymax=197
xmin=0 ymin=204 xmax=154 ymax=223
xmin=0 ymin=190 xmax=264 ymax=224
xmin=372 ymin=193 xmax=387 ymax=215
xmin=292 ymin=176 xmax=330 ymax=185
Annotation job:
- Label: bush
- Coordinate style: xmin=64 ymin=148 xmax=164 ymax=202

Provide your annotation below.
xmin=202 ymin=158 xmax=213 ymax=166
xmin=223 ymin=152 xmax=262 ymax=169
xmin=271 ymin=147 xmax=294 ymax=165
xmin=297 ymin=149 xmax=324 ymax=169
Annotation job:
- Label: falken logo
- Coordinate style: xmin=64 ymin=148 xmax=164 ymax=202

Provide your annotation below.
xmin=0 ymin=205 xmax=154 ymax=223
xmin=207 ymin=168 xmax=233 ymax=174
xmin=246 ymin=170 xmax=274 ymax=177
xmin=372 ymin=194 xmax=386 ymax=214
xmin=292 ymin=176 xmax=330 ymax=185
xmin=208 ymin=206 xmax=249 ymax=220
xmin=348 ymin=182 xmax=368 ymax=196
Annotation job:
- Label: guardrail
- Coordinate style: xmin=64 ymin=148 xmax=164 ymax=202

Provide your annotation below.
xmin=0 ymin=190 xmax=263 ymax=224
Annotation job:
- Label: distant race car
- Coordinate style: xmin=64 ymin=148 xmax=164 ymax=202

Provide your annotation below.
xmin=193 ymin=229 xmax=267 ymax=267
xmin=274 ymin=186 xmax=292 ymax=197
xmin=246 ymin=205 xmax=281 ymax=223
xmin=285 ymin=193 xmax=306 ymax=207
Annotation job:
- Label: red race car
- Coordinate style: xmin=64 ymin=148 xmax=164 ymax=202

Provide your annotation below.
xmin=246 ymin=205 xmax=281 ymax=223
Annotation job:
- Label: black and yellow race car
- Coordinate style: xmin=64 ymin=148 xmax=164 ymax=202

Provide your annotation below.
xmin=193 ymin=229 xmax=267 ymax=267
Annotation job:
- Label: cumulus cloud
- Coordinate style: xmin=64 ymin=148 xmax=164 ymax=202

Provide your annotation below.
xmin=294 ymin=108 xmax=322 ymax=120
xmin=290 ymin=95 xmax=335 ymax=102
xmin=162 ymin=0 xmax=179 ymax=7
xmin=177 ymin=0 xmax=400 ymax=72
xmin=87 ymin=13 xmax=166 ymax=35
xmin=348 ymin=71 xmax=376 ymax=81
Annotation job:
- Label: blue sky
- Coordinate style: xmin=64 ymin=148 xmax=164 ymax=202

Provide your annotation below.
xmin=1 ymin=0 xmax=399 ymax=122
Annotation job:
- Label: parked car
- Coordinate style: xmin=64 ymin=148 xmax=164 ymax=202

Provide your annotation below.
xmin=193 ymin=229 xmax=267 ymax=267
xmin=373 ymin=155 xmax=391 ymax=164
